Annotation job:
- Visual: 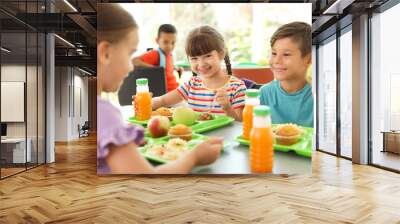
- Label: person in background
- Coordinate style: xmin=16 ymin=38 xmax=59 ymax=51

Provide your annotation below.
xmin=132 ymin=24 xmax=182 ymax=92
xmin=97 ymin=4 xmax=223 ymax=174
xmin=151 ymin=25 xmax=247 ymax=121
xmin=259 ymin=22 xmax=313 ymax=127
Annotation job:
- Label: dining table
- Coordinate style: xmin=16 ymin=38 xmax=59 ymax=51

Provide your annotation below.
xmin=120 ymin=105 xmax=312 ymax=175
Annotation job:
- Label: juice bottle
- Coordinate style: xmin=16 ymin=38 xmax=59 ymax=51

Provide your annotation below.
xmin=250 ymin=105 xmax=274 ymax=173
xmin=242 ymin=89 xmax=260 ymax=140
xmin=134 ymin=78 xmax=152 ymax=121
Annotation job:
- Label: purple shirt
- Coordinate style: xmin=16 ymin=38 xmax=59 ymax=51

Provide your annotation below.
xmin=97 ymin=97 xmax=144 ymax=174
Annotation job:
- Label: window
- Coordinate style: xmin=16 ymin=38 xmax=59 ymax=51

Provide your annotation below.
xmin=370 ymin=2 xmax=400 ymax=171
xmin=0 ymin=1 xmax=47 ymax=179
xmin=317 ymin=35 xmax=337 ymax=154
xmin=312 ymin=45 xmax=317 ymax=151
xmin=339 ymin=27 xmax=352 ymax=158
xmin=121 ymin=3 xmax=311 ymax=65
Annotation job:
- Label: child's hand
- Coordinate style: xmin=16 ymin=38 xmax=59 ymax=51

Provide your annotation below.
xmin=215 ymin=88 xmax=230 ymax=110
xmin=192 ymin=137 xmax=223 ymax=166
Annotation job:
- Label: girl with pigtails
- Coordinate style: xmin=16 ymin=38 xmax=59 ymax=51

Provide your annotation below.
xmin=152 ymin=25 xmax=247 ymax=121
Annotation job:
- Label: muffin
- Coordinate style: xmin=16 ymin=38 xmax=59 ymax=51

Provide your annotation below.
xmin=168 ymin=124 xmax=192 ymax=141
xmin=273 ymin=123 xmax=303 ymax=145
xmin=157 ymin=107 xmax=173 ymax=116
xmin=152 ymin=107 xmax=173 ymax=120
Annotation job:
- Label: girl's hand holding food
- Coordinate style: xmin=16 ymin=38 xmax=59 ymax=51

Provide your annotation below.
xmin=214 ymin=88 xmax=230 ymax=110
xmin=191 ymin=137 xmax=223 ymax=166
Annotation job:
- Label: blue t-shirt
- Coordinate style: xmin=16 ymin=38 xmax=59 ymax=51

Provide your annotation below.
xmin=260 ymin=80 xmax=314 ymax=127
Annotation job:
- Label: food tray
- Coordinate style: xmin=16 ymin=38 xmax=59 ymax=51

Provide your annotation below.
xmin=139 ymin=133 xmax=230 ymax=164
xmin=235 ymin=126 xmax=313 ymax=158
xmin=128 ymin=112 xmax=234 ymax=134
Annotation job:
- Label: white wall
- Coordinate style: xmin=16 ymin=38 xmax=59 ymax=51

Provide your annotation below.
xmin=1 ymin=64 xmax=46 ymax=164
xmin=1 ymin=82 xmax=24 ymax=124
xmin=74 ymin=73 xmax=89 ymax=134
xmin=55 ymin=66 xmax=69 ymax=141
xmin=54 ymin=67 xmax=89 ymax=141
xmin=1 ymin=65 xmax=26 ymax=138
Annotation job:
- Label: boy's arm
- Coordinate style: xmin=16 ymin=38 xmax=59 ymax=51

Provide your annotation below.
xmin=132 ymin=57 xmax=155 ymax=68
xmin=132 ymin=50 xmax=159 ymax=68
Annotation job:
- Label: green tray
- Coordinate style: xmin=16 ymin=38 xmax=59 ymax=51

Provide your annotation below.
xmin=139 ymin=133 xmax=230 ymax=164
xmin=128 ymin=116 xmax=148 ymax=126
xmin=191 ymin=114 xmax=234 ymax=133
xmin=128 ymin=113 xmax=234 ymax=134
xmin=235 ymin=127 xmax=313 ymax=158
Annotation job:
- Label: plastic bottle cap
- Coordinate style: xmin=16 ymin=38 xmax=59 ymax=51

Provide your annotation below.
xmin=245 ymin=89 xmax=260 ymax=98
xmin=136 ymin=78 xmax=148 ymax=85
xmin=253 ymin=105 xmax=271 ymax=116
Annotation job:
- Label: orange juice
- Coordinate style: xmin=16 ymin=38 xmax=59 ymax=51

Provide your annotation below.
xmin=242 ymin=89 xmax=260 ymax=140
xmin=134 ymin=78 xmax=152 ymax=121
xmin=242 ymin=104 xmax=254 ymax=139
xmin=250 ymin=106 xmax=274 ymax=173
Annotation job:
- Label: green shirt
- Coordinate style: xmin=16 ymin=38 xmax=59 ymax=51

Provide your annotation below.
xmin=260 ymin=80 xmax=314 ymax=127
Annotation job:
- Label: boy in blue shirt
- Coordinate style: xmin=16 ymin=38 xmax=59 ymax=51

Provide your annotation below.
xmin=260 ymin=22 xmax=313 ymax=127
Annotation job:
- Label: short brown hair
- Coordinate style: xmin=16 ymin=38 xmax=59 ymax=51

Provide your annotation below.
xmin=185 ymin=26 xmax=232 ymax=75
xmin=97 ymin=3 xmax=138 ymax=44
xmin=158 ymin=24 xmax=177 ymax=37
xmin=270 ymin=22 xmax=311 ymax=57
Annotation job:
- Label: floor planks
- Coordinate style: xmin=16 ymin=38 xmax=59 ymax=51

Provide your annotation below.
xmin=0 ymin=134 xmax=399 ymax=223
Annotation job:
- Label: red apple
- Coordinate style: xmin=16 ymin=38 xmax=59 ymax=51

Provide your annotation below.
xmin=148 ymin=116 xmax=171 ymax=138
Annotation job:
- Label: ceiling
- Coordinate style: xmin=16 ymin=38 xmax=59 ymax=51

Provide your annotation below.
xmin=0 ymin=0 xmax=97 ymax=75
xmin=310 ymin=0 xmax=390 ymax=42
xmin=0 ymin=0 xmax=394 ymax=75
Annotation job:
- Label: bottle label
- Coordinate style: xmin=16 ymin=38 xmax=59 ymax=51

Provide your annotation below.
xmin=253 ymin=116 xmax=271 ymax=128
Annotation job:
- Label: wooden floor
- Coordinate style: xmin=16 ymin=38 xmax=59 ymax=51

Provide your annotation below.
xmin=1 ymin=167 xmax=26 ymax=177
xmin=0 ymin=135 xmax=399 ymax=223
xmin=373 ymin=150 xmax=400 ymax=171
xmin=1 ymin=163 xmax=45 ymax=178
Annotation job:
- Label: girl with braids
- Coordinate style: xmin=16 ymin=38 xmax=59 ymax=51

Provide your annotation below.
xmin=152 ymin=25 xmax=247 ymax=121
xmin=97 ymin=5 xmax=223 ymax=174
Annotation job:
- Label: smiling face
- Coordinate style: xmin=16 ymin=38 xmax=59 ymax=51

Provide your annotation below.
xmin=185 ymin=26 xmax=227 ymax=79
xmin=188 ymin=50 xmax=224 ymax=78
xmin=99 ymin=28 xmax=139 ymax=92
xmin=270 ymin=37 xmax=311 ymax=81
xmin=156 ymin=32 xmax=176 ymax=55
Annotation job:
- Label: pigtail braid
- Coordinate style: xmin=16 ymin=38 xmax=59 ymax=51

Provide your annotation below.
xmin=224 ymin=54 xmax=232 ymax=76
